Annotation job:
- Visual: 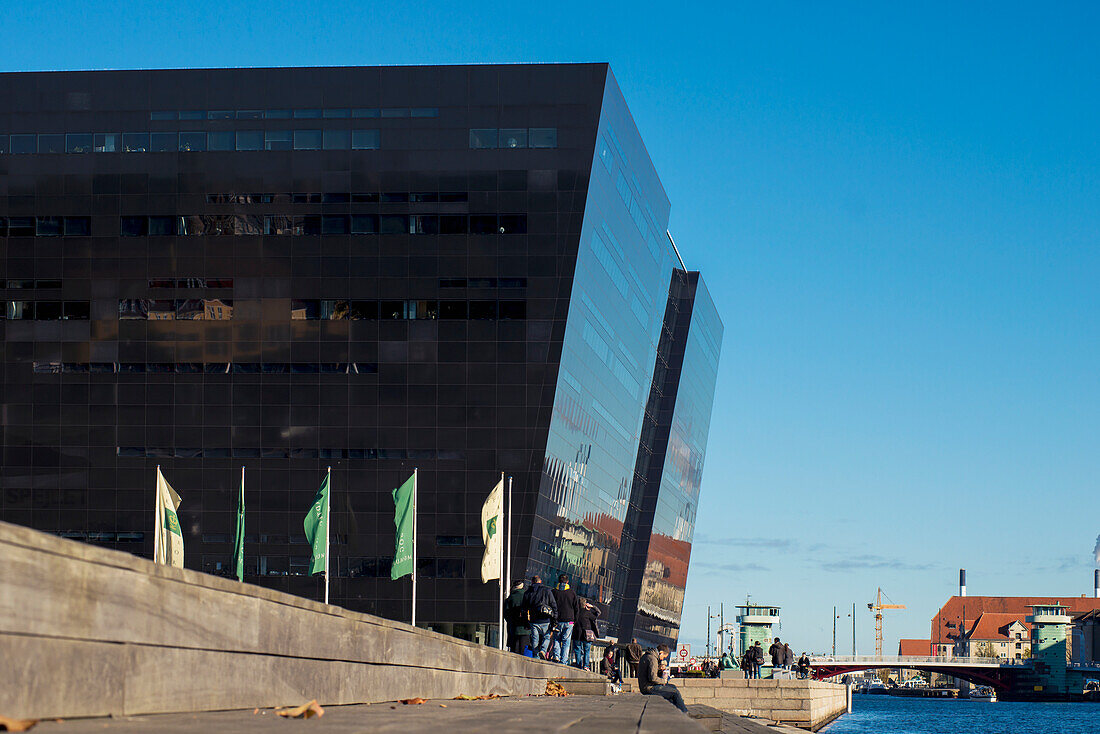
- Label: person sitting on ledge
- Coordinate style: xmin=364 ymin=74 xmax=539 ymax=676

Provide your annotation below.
xmin=637 ymin=644 xmax=689 ymax=714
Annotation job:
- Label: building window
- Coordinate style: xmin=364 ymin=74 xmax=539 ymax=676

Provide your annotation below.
xmin=530 ymin=128 xmax=558 ymax=148
xmin=150 ymin=132 xmax=177 ymax=152
xmin=351 ymin=129 xmax=380 ymax=150
xmin=65 ymin=133 xmax=93 ymax=153
xmin=122 ymin=133 xmax=149 ymax=152
xmin=323 ymin=129 xmax=351 ymax=150
xmin=178 ymin=132 xmax=206 ymax=152
xmin=10 ymin=135 xmax=36 ymax=154
xmin=39 ymin=134 xmax=65 ymax=154
xmin=208 ymin=131 xmax=234 ymax=151
xmin=264 ymin=131 xmax=292 ymax=151
xmin=293 ymin=130 xmax=322 ymax=150
xmin=469 ymin=129 xmax=498 ymax=149
xmin=499 ymin=128 xmax=527 ymax=149
xmin=235 ymin=130 xmax=264 ymax=151
xmin=63 ymin=217 xmax=91 ymax=236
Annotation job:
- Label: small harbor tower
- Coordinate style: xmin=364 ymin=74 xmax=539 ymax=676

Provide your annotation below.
xmin=735 ymin=601 xmax=781 ymax=656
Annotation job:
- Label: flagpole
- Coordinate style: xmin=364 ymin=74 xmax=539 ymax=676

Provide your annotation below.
xmin=239 ymin=465 xmax=245 ymax=582
xmin=412 ymin=467 xmax=418 ymax=627
xmin=505 ymin=474 xmax=513 ymax=650
xmin=498 ymin=471 xmax=505 ymax=651
xmin=324 ymin=466 xmax=331 ymax=605
xmin=505 ymin=475 xmax=512 ymax=600
xmin=153 ymin=465 xmax=161 ymax=563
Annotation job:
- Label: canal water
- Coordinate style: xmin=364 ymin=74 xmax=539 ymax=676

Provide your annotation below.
xmin=822 ymin=694 xmax=1099 ymax=733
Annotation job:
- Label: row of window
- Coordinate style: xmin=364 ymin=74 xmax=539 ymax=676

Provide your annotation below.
xmin=289 ymin=299 xmax=526 ymax=321
xmin=0 ymin=216 xmax=90 ymax=237
xmin=4 ymin=279 xmax=64 ymax=289
xmin=148 ymin=278 xmax=233 ymax=289
xmin=4 ymin=301 xmax=89 ymax=320
xmin=205 ymin=191 xmax=469 ymax=204
xmin=114 ymin=446 xmax=465 ymax=460
xmin=117 ymin=299 xmax=233 ymax=320
xmin=118 ymin=213 xmax=527 ymax=236
xmin=3 ymin=277 xmax=521 ymax=291
xmin=469 ymin=128 xmax=557 ymax=149
xmin=33 ymin=362 xmax=378 ymax=375
xmin=0 ymin=125 xmax=559 ymax=154
xmin=0 ymin=129 xmax=381 ymax=154
xmin=148 ymin=107 xmax=439 ymax=121
xmin=111 ymin=298 xmax=527 ymax=321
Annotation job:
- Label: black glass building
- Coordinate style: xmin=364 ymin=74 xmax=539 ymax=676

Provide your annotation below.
xmin=0 ymin=64 xmax=722 ymax=648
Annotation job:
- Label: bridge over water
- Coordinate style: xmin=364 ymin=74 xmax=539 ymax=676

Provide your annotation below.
xmin=807 ymin=655 xmax=1032 ymax=690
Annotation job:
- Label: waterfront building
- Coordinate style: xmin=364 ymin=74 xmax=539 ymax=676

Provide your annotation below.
xmin=0 ymin=64 xmax=723 ymax=648
xmin=930 ymin=595 xmax=1100 ymax=659
xmin=960 ymin=613 xmax=1031 ymax=661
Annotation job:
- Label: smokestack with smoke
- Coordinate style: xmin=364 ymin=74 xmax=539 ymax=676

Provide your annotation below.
xmin=1095 ymin=569 xmax=1099 ymax=600
xmin=960 ymin=569 xmax=966 ymax=598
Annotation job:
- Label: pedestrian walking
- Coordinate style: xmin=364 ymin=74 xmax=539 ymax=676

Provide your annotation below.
xmin=503 ymin=580 xmax=530 ymax=655
xmin=521 ymin=574 xmax=557 ymax=658
xmin=783 ymin=642 xmax=794 ymax=670
xmin=549 ymin=574 xmax=582 ymax=664
xmin=571 ymin=598 xmax=601 ymax=669
xmin=636 ymin=644 xmax=689 ymax=713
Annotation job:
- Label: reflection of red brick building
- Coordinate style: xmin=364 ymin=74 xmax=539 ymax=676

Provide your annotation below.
xmin=574 ymin=512 xmax=691 ymax=637
xmin=931 ymin=596 xmax=1100 ymax=657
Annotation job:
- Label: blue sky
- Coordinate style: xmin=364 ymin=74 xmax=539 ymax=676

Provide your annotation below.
xmin=5 ymin=1 xmax=1098 ymax=654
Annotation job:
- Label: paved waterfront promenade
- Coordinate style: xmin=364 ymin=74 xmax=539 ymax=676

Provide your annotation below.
xmin=27 ymin=697 xmax=808 ymax=734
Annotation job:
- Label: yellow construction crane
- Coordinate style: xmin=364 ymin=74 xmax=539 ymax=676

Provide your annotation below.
xmin=867 ymin=588 xmax=906 ymax=657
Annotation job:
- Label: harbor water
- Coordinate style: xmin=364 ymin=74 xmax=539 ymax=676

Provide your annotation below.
xmin=823 ymin=694 xmax=1099 ymax=733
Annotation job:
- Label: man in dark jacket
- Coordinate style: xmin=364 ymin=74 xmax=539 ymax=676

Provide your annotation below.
xmin=549 ymin=573 xmax=582 ymax=664
xmin=783 ymin=643 xmax=794 ymax=670
xmin=521 ymin=575 xmax=557 ymax=659
xmin=625 ymin=638 xmax=644 ymax=677
xmin=637 ymin=644 xmax=688 ymax=713
xmin=571 ymin=598 xmax=601 ymax=669
xmin=503 ymin=580 xmax=531 ymax=655
xmin=769 ymin=638 xmax=784 ymax=668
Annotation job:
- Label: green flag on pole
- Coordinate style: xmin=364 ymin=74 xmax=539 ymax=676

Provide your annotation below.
xmin=391 ymin=473 xmax=415 ymax=580
xmin=232 ymin=468 xmax=245 ymax=582
xmin=303 ymin=472 xmax=330 ymax=576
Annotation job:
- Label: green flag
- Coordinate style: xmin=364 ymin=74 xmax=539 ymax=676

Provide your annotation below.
xmin=303 ymin=471 xmax=330 ymax=576
xmin=391 ymin=473 xmax=415 ymax=580
xmin=232 ymin=469 xmax=245 ymax=582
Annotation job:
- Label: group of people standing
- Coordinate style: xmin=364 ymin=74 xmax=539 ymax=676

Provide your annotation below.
xmin=727 ymin=638 xmax=810 ymax=679
xmin=503 ymin=573 xmax=601 ymax=668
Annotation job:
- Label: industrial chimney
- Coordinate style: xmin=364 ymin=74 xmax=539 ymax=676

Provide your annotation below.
xmin=1094 ymin=569 xmax=1098 ymax=599
xmin=960 ymin=569 xmax=967 ymax=597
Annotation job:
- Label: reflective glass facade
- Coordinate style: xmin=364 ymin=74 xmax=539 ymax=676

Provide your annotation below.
xmin=525 ymin=76 xmax=723 ymax=647
xmin=0 ymin=65 xmax=720 ymax=646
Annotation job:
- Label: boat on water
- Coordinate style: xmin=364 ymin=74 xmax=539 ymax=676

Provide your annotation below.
xmin=969 ymin=686 xmax=997 ymax=702
xmin=1083 ymin=679 xmax=1100 ymax=701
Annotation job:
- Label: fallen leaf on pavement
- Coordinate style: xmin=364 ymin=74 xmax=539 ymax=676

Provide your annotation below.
xmin=274 ymin=700 xmax=324 ymax=719
xmin=252 ymin=709 xmax=259 ymax=715
xmin=399 ymin=698 xmax=428 ymax=705
xmin=0 ymin=715 xmax=39 ymax=732
xmin=452 ymin=695 xmax=477 ymax=700
xmin=545 ymin=681 xmax=569 ymax=697
xmin=439 ymin=704 xmax=447 ymax=708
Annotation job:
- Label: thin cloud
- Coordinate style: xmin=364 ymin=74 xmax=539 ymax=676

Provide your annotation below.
xmin=694 ymin=562 xmax=770 ymax=573
xmin=819 ymin=554 xmax=933 ymax=572
xmin=694 ymin=535 xmax=795 ymax=550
